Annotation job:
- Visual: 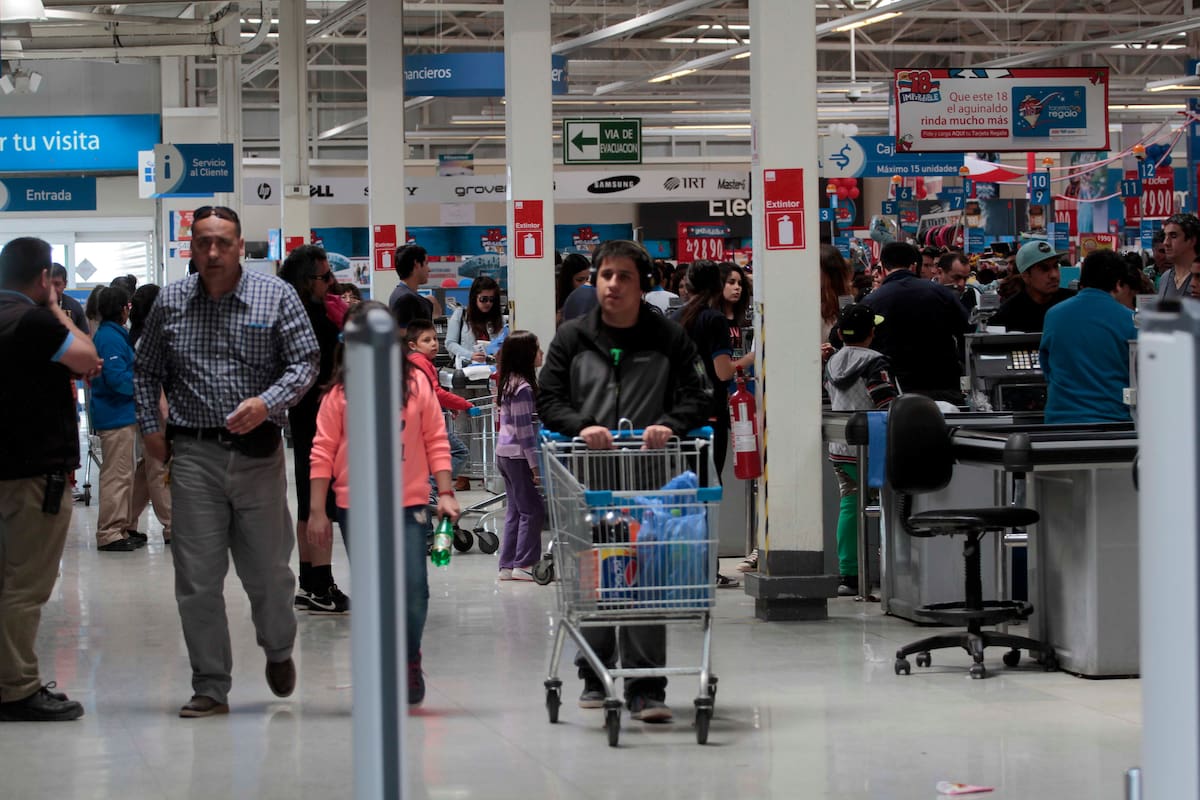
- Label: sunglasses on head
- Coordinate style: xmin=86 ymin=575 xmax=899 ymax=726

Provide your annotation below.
xmin=193 ymin=205 xmax=240 ymax=225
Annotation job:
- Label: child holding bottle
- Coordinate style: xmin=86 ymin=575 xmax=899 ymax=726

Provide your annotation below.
xmin=493 ymin=331 xmax=545 ymax=582
xmin=307 ymin=301 xmax=460 ymax=706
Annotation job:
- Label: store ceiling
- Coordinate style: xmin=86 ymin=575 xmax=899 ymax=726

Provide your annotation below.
xmin=4 ymin=0 xmax=1199 ymax=150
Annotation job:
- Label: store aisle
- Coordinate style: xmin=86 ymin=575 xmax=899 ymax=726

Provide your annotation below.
xmin=0 ymin=485 xmax=1140 ymax=800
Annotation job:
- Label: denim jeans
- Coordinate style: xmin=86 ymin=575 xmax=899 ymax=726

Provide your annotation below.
xmin=337 ymin=505 xmax=429 ymax=661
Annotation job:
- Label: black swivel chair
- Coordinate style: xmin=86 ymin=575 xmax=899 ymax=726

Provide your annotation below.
xmin=886 ymin=394 xmax=1058 ymax=679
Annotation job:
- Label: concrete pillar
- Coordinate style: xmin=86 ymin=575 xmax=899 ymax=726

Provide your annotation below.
xmin=742 ymin=1 xmax=833 ymax=620
xmin=216 ymin=21 xmax=243 ymax=215
xmin=279 ymin=0 xmax=311 ymax=246
xmin=367 ymin=0 xmax=406 ymax=303
xmin=504 ymin=0 xmax=557 ymax=348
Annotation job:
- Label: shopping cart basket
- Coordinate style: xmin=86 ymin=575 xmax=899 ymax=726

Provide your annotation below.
xmin=442 ymin=398 xmax=504 ymax=554
xmin=540 ymin=425 xmax=722 ymax=746
xmin=78 ymin=381 xmax=102 ymax=506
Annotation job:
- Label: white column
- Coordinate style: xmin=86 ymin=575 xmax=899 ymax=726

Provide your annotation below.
xmin=216 ymin=22 xmax=243 ymax=216
xmin=743 ymin=1 xmax=831 ymax=620
xmin=279 ymin=0 xmax=311 ymax=246
xmin=504 ymin=0 xmax=556 ymax=349
xmin=367 ymin=0 xmax=406 ymax=303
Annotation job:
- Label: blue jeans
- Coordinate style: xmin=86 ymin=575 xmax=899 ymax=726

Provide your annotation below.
xmin=336 ymin=505 xmax=429 ymax=662
xmin=430 ymin=421 xmax=469 ymax=502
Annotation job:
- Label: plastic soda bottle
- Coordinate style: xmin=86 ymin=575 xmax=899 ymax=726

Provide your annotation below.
xmin=431 ymin=516 xmax=454 ymax=567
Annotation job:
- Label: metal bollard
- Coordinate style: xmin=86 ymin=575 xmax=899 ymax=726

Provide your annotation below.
xmin=347 ymin=308 xmax=406 ymax=800
xmin=1125 ymin=767 xmax=1142 ymax=800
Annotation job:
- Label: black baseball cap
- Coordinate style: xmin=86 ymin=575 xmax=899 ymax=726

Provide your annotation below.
xmin=838 ymin=303 xmax=884 ymax=341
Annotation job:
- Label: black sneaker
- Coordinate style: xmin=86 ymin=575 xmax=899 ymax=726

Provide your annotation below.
xmin=408 ymin=652 xmax=426 ymax=706
xmin=125 ymin=529 xmax=149 ymax=543
xmin=294 ymin=590 xmax=315 ymax=610
xmin=628 ymin=695 xmax=673 ymax=723
xmin=98 ymin=537 xmax=140 ymax=552
xmin=0 ymin=684 xmax=84 ymax=722
xmin=838 ymin=575 xmax=859 ymax=597
xmin=307 ymin=584 xmax=350 ymax=615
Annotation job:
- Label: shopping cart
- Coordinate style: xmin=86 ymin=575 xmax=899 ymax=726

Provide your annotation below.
xmin=77 ymin=381 xmax=102 ymax=506
xmin=540 ymin=425 xmax=722 ymax=746
xmin=443 ymin=397 xmax=504 ymax=554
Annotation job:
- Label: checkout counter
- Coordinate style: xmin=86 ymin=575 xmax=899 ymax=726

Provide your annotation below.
xmin=822 ymin=331 xmax=1141 ymax=677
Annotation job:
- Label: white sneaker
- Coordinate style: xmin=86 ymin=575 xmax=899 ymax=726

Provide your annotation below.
xmin=736 ymin=549 xmax=758 ymax=573
xmin=498 ymin=568 xmax=514 ymax=581
xmin=512 ymin=567 xmax=535 ymax=582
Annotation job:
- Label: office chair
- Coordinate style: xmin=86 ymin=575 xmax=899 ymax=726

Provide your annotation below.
xmin=887 ymin=394 xmax=1058 ymax=679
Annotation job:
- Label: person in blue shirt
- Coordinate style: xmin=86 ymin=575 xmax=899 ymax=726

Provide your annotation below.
xmin=1039 ymin=250 xmax=1138 ymax=425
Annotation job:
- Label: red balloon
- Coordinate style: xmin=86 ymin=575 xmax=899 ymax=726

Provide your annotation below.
xmin=837 ymin=187 xmax=849 ymax=199
xmin=848 ymin=187 xmax=860 ymax=200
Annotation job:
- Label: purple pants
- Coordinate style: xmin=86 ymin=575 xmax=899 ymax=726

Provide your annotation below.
xmin=497 ymin=457 xmax=545 ymax=569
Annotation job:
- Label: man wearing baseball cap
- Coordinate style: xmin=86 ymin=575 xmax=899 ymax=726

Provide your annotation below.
xmin=988 ymin=239 xmax=1075 ymax=333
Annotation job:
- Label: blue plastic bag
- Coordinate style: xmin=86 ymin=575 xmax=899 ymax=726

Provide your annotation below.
xmin=634 ymin=471 xmax=712 ymax=609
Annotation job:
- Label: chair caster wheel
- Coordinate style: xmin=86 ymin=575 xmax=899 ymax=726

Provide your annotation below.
xmin=1039 ymin=652 xmax=1059 ymax=672
xmin=915 ymin=652 xmax=932 ymax=668
xmin=969 ymin=663 xmax=987 ymax=679
xmin=1003 ymin=649 xmax=1021 ymax=668
xmin=894 ymin=657 xmax=911 ymax=676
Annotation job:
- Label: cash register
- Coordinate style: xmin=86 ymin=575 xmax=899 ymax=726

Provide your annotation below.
xmin=964 ymin=332 xmax=1047 ymax=412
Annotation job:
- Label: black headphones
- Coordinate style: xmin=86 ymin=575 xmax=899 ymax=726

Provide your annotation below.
xmin=588 ymin=240 xmax=654 ymax=292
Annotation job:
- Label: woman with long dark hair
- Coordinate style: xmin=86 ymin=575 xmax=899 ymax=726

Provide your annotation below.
xmin=556 ymin=253 xmax=591 ymax=326
xmin=718 ymin=262 xmax=754 ymax=370
xmin=819 ymin=244 xmax=852 ymax=361
xmin=128 ymin=284 xmax=160 ymax=347
xmin=446 ymin=276 xmax=504 ymax=366
xmin=493 ymin=331 xmax=546 ymax=581
xmin=278 ymin=244 xmax=348 ymax=614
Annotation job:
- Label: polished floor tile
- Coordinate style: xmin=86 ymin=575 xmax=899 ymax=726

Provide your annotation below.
xmin=0 ymin=475 xmax=1141 ymax=800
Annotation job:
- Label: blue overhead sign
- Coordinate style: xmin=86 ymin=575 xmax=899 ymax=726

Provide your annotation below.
xmin=404 ymin=53 xmax=568 ymax=97
xmin=0 ymin=177 xmax=96 ymax=212
xmin=820 ymin=135 xmax=965 ymax=178
xmin=0 ymin=114 xmax=159 ymax=173
xmin=154 ymin=143 xmax=235 ymax=196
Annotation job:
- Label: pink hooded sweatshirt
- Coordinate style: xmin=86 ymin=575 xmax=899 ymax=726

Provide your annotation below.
xmin=310 ymin=372 xmax=451 ymax=510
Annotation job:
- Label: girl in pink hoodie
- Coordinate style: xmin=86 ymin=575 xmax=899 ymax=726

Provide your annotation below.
xmin=307 ymin=301 xmax=459 ymax=706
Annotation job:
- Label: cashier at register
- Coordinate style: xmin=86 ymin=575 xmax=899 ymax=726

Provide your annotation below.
xmin=1038 ymin=250 xmax=1137 ymax=424
xmin=988 ymin=240 xmax=1075 ymax=333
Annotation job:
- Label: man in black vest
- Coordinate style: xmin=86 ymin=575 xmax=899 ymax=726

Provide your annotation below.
xmin=0 ymin=237 xmax=101 ymax=722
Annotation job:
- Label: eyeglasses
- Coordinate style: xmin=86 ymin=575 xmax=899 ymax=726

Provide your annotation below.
xmin=193 ymin=205 xmax=240 ymax=225
xmin=476 ymin=295 xmax=497 ymax=304
xmin=315 ymin=270 xmax=335 ymax=283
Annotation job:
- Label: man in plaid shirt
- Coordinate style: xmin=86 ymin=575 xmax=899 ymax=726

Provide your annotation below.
xmin=134 ymin=206 xmax=319 ymax=718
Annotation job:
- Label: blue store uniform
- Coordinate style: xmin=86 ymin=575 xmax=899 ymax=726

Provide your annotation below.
xmin=1039 ymin=288 xmax=1138 ymax=424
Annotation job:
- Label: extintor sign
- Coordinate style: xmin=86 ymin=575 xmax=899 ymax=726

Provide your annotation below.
xmin=763 ymin=168 xmax=806 ymax=250
xmin=373 ymin=224 xmax=398 ymax=271
xmin=513 ymin=200 xmax=544 ymax=259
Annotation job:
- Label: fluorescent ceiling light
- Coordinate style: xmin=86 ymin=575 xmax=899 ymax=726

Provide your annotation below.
xmin=672 ymin=124 xmax=751 ymax=130
xmin=648 ymin=68 xmax=696 ymax=84
xmin=731 ymin=51 xmax=751 ymax=60
xmin=660 ymin=37 xmax=745 ymax=44
xmin=832 ymin=11 xmax=902 ymax=32
xmin=1109 ymin=104 xmax=1184 ymax=110
xmin=697 ymin=24 xmax=750 ymax=31
xmin=0 ymin=0 xmax=45 ymax=22
xmin=1112 ymin=43 xmax=1186 ymax=50
xmin=1145 ymin=76 xmax=1200 ymax=92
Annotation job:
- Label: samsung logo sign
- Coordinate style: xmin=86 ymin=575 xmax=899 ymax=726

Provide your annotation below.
xmin=587 ymin=175 xmax=640 ymax=194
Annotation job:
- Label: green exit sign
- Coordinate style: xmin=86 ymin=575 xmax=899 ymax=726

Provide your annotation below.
xmin=562 ymin=118 xmax=642 ymax=165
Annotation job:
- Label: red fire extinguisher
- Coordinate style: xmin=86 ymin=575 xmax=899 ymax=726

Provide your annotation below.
xmin=729 ymin=367 xmax=762 ymax=480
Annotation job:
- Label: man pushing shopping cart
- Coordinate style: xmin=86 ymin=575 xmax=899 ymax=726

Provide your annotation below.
xmin=537 ymin=240 xmax=713 ymax=740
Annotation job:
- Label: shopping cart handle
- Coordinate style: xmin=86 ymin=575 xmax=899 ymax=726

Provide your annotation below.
xmin=540 ymin=426 xmax=714 ymax=442
xmin=467 ymin=406 xmax=483 ymax=417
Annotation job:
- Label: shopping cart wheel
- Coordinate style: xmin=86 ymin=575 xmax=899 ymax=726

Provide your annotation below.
xmin=81 ymin=485 xmax=91 ymax=506
xmin=532 ymin=558 xmax=554 ymax=585
xmin=544 ymin=679 xmax=562 ymax=723
xmin=452 ymin=527 xmax=474 ymax=553
xmin=694 ymin=699 xmax=713 ymax=745
xmin=604 ymin=705 xmax=621 ymax=747
xmin=475 ymin=530 xmax=500 ymax=554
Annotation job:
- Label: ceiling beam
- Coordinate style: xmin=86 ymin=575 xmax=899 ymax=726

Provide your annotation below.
xmin=551 ymin=0 xmax=720 ymax=55
xmin=241 ymin=0 xmax=364 ymax=83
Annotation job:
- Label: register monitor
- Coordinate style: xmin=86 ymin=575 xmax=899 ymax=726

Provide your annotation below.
xmin=965 ymin=332 xmax=1047 ymax=412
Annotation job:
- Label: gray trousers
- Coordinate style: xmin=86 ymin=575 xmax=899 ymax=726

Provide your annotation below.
xmin=169 ymin=438 xmax=296 ymax=704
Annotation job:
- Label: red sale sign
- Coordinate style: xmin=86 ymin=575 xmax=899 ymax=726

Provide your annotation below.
xmin=762 ymin=168 xmax=806 ymax=250
xmin=284 ymin=236 xmax=306 ymax=256
xmin=373 ymin=224 xmax=398 ymax=271
xmin=1125 ymin=166 xmax=1176 ymax=223
xmin=513 ymin=200 xmax=544 ymax=259
xmin=676 ymin=222 xmax=728 ymax=263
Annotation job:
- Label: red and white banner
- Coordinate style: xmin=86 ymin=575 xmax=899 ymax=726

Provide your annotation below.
xmin=677 ymin=222 xmax=728 ymax=263
xmin=1125 ymin=166 xmax=1176 ymax=224
xmin=513 ymin=200 xmax=544 ymax=259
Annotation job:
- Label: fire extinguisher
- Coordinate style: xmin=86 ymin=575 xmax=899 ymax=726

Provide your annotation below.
xmin=729 ymin=367 xmax=762 ymax=480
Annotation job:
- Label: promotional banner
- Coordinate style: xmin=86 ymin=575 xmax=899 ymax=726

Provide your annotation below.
xmin=245 ymin=170 xmax=752 ymax=206
xmin=1125 ymin=166 xmax=1176 ymax=224
xmin=437 ymin=153 xmax=474 ymax=176
xmin=404 ymin=53 xmax=567 ymax=97
xmin=553 ymin=224 xmax=635 ymax=254
xmin=154 ymin=143 xmax=235 ymax=196
xmin=893 ymin=67 xmax=1109 ymax=152
xmin=0 ymin=114 xmax=160 ymax=173
xmin=0 ymin=177 xmax=97 ymax=212
xmin=1188 ymin=96 xmax=1200 ymax=214
xmin=819 ymin=135 xmax=965 ymax=178
xmin=677 ymin=222 xmax=729 ymax=263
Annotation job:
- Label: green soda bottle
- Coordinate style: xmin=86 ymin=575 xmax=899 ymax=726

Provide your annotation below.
xmin=430 ymin=516 xmax=454 ymax=567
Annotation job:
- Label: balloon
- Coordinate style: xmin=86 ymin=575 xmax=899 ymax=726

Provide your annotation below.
xmin=848 ymin=187 xmax=860 ymax=200
xmin=837 ymin=187 xmax=849 ymax=199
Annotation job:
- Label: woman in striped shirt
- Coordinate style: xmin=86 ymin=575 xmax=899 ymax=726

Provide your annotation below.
xmin=494 ymin=331 xmax=545 ymax=582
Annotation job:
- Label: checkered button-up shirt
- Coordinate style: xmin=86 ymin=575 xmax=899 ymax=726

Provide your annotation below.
xmin=134 ymin=269 xmax=319 ymax=434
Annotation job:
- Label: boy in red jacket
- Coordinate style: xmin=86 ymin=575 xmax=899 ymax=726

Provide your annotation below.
xmin=405 ymin=319 xmax=472 ymax=498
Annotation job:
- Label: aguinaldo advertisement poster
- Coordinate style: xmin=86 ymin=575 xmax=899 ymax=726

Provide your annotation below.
xmin=893 ymin=67 xmax=1109 ymax=153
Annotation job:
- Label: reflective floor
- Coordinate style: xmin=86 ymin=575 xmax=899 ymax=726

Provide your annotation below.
xmin=1 ymin=475 xmax=1141 ymax=800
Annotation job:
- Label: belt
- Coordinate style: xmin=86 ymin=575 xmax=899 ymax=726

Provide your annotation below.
xmin=167 ymin=425 xmax=233 ymax=443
